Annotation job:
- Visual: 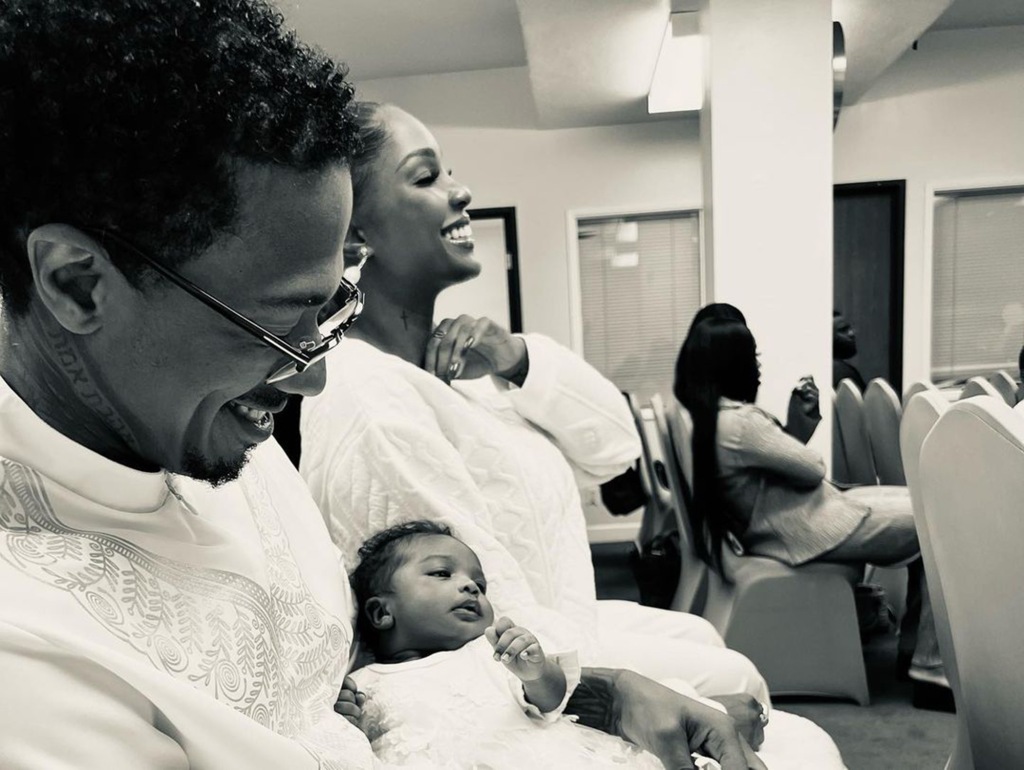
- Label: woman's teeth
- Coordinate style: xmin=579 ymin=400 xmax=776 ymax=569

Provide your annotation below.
xmin=229 ymin=401 xmax=272 ymax=429
xmin=444 ymin=224 xmax=473 ymax=242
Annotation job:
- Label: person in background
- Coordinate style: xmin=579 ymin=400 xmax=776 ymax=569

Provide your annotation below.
xmin=676 ymin=317 xmax=951 ymax=711
xmin=680 ymin=303 xmax=822 ymax=444
xmin=1016 ymin=344 xmax=1024 ymax=404
xmin=833 ymin=310 xmax=867 ymax=391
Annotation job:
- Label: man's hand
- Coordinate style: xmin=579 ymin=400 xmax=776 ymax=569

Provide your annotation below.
xmin=334 ymin=675 xmax=366 ymax=729
xmin=425 ymin=315 xmax=528 ymax=384
xmin=485 ymin=616 xmax=547 ymax=681
xmin=784 ymin=375 xmax=821 ymax=444
xmin=571 ymin=668 xmax=767 ymax=770
xmin=708 ymin=693 xmax=767 ymax=752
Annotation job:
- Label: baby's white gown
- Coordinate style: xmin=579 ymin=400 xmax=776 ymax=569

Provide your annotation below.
xmin=352 ymin=637 xmax=664 ymax=769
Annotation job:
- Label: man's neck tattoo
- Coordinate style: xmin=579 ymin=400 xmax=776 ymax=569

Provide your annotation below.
xmin=400 ymin=309 xmax=409 ymax=331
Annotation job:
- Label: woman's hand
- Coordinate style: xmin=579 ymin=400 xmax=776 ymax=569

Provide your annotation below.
xmin=334 ymin=675 xmax=367 ymax=730
xmin=424 ymin=315 xmax=528 ymax=384
xmin=784 ymin=375 xmax=821 ymax=444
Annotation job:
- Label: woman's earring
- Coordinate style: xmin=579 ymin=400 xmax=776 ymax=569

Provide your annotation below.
xmin=345 ymin=245 xmax=372 ymax=284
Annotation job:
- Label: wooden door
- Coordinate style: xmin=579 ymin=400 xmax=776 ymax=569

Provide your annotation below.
xmin=833 ymin=181 xmax=905 ymax=393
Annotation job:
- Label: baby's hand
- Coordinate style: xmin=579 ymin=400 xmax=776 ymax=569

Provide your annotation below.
xmin=334 ymin=675 xmax=367 ymax=729
xmin=485 ymin=616 xmax=547 ymax=682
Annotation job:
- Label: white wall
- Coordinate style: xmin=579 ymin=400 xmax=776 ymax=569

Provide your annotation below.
xmin=834 ymin=25 xmax=1024 ymax=386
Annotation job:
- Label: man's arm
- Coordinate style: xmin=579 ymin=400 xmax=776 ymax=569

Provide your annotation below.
xmin=0 ymin=643 xmax=188 ymax=769
xmin=567 ymin=667 xmax=767 ymax=770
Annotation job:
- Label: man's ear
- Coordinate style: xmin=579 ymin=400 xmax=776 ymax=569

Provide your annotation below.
xmin=364 ymin=596 xmax=394 ymax=631
xmin=26 ymin=224 xmax=124 ymax=335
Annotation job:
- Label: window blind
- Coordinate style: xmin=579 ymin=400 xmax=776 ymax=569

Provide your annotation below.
xmin=578 ymin=211 xmax=702 ymax=401
xmin=932 ymin=189 xmax=1024 ymax=381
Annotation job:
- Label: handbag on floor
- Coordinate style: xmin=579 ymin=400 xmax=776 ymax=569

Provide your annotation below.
xmin=629 ymin=529 xmax=681 ymax=609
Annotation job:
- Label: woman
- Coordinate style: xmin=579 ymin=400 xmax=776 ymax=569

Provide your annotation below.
xmin=674 ymin=316 xmax=948 ymax=704
xmin=299 ymin=101 xmax=762 ymax=699
xmin=298 ymin=102 xmax=857 ymax=766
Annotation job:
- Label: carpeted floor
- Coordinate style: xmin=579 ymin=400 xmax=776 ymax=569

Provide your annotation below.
xmin=591 ymin=542 xmax=956 ymax=770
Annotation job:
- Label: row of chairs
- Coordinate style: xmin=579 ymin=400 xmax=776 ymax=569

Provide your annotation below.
xmin=902 ymin=390 xmax=1024 ymax=769
xmin=627 ymin=393 xmax=870 ymax=705
xmin=835 ymin=369 xmax=1021 ymax=488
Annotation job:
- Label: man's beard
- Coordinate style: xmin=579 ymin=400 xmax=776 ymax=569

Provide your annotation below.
xmin=182 ymin=444 xmax=255 ymax=487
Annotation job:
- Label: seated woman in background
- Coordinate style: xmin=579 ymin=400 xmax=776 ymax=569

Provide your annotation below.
xmin=674 ymin=316 xmax=948 ymax=707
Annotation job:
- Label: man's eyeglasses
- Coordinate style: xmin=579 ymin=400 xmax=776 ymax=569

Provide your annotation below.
xmin=82 ymin=227 xmax=364 ymax=384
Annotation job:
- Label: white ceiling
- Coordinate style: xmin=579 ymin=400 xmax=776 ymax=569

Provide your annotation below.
xmin=277 ymin=0 xmax=1024 ymax=129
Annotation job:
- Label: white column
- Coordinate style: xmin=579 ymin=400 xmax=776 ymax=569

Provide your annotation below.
xmin=699 ymin=0 xmax=834 ymax=459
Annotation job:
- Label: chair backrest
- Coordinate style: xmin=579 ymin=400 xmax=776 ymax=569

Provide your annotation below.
xmin=899 ymin=392 xmax=965 ymax=717
xmin=920 ymin=397 xmax=1024 ymax=767
xmin=834 ymin=378 xmax=878 ymax=485
xmin=901 ymin=379 xmax=939 ymax=411
xmin=626 ymin=392 xmax=672 ymax=549
xmin=649 ymin=394 xmax=708 ymax=613
xmin=987 ymin=369 xmax=1019 ymax=407
xmin=863 ymin=378 xmax=905 ymax=485
xmin=959 ymin=376 xmax=1001 ymax=401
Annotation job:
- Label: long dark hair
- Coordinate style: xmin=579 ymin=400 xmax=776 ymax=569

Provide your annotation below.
xmin=673 ymin=317 xmax=760 ymax=573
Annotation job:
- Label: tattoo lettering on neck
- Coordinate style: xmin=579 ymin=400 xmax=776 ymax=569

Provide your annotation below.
xmin=400 ymin=309 xmax=409 ymax=331
xmin=43 ymin=322 xmax=143 ymax=454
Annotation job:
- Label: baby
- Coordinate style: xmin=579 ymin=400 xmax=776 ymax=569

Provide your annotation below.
xmin=345 ymin=519 xmax=665 ymax=769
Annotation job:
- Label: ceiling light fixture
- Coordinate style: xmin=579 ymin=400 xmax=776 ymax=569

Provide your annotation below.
xmin=647 ymin=12 xmax=702 ymax=115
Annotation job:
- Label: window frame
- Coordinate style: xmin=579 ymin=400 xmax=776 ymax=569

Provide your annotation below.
xmin=925 ymin=179 xmax=1024 ymax=382
xmin=566 ymin=204 xmax=707 ymax=358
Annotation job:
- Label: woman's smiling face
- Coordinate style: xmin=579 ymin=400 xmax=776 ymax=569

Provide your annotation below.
xmin=352 ymin=105 xmax=481 ymax=294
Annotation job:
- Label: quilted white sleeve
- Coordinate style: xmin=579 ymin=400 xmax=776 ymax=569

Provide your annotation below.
xmin=304 ymin=394 xmax=553 ymax=625
xmin=504 ymin=334 xmax=641 ymax=487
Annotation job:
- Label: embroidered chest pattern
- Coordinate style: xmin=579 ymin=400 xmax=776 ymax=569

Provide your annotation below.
xmin=0 ymin=459 xmax=349 ymax=741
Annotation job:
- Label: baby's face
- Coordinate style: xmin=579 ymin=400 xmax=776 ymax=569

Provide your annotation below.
xmin=386 ymin=534 xmax=495 ymax=651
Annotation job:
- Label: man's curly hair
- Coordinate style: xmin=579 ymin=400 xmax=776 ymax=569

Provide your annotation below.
xmin=350 ymin=520 xmax=456 ymax=645
xmin=0 ymin=0 xmax=360 ymax=315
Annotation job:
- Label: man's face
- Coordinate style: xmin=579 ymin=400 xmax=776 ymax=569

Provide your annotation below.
xmin=833 ymin=314 xmax=858 ymax=360
xmin=88 ymin=163 xmax=352 ymax=483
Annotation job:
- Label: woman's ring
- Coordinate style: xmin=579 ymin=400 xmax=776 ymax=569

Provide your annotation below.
xmin=758 ymin=706 xmax=769 ymax=726
xmin=431 ymin=328 xmax=447 ymax=339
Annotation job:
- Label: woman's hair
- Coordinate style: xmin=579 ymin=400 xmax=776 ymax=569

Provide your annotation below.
xmin=688 ymin=303 xmax=746 ymax=335
xmin=350 ymin=519 xmax=455 ymax=643
xmin=676 ymin=304 xmax=748 ymax=385
xmin=0 ymin=0 xmax=359 ymax=315
xmin=348 ymin=101 xmax=395 ymax=204
xmin=673 ymin=317 xmax=760 ymax=573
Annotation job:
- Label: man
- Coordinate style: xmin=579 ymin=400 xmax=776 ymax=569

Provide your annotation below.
xmin=0 ymin=2 xmax=762 ymax=768
xmin=833 ymin=310 xmax=867 ymax=391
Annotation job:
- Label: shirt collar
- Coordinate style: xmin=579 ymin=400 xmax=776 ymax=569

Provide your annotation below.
xmin=0 ymin=375 xmax=168 ymax=512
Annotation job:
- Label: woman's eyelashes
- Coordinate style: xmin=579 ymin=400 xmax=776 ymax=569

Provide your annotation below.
xmin=414 ymin=168 xmax=440 ymax=186
xmin=413 ymin=167 xmax=454 ymax=187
